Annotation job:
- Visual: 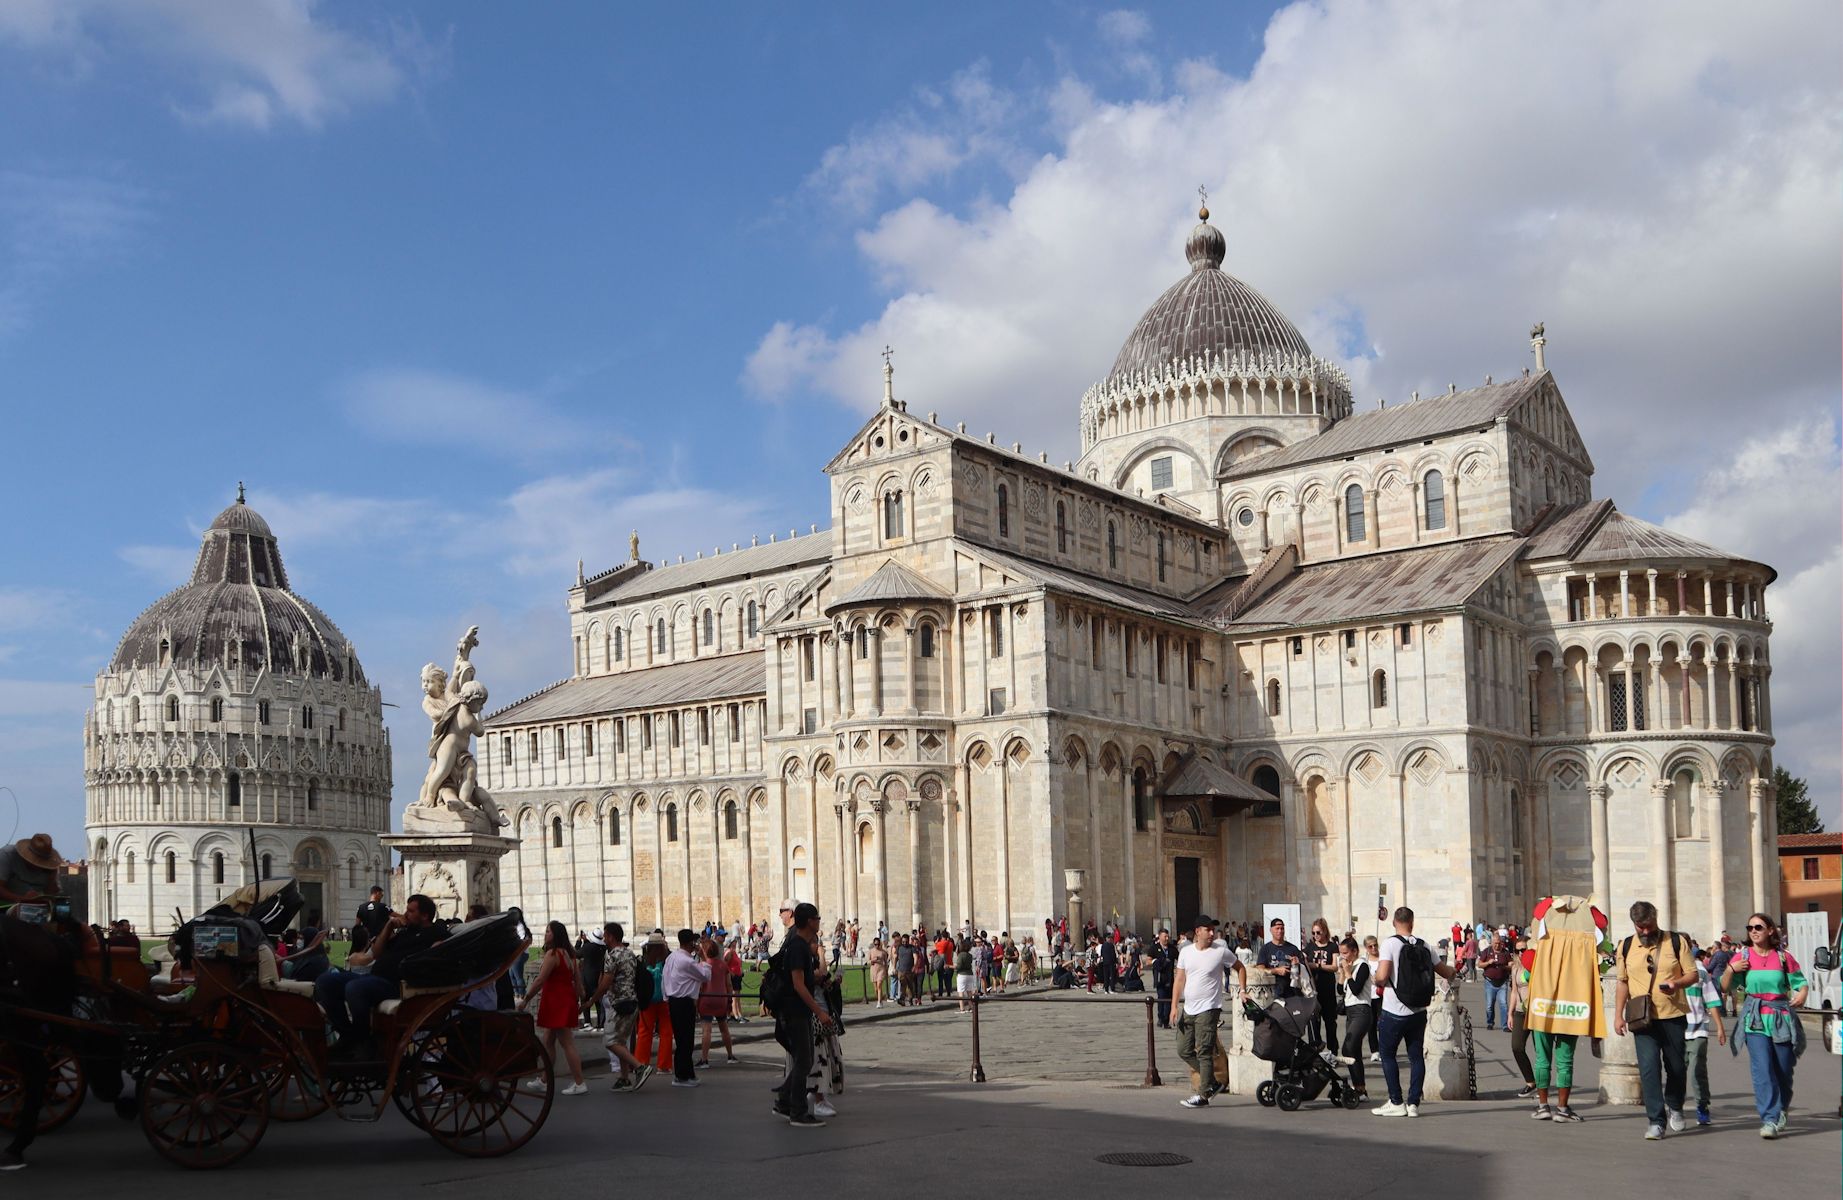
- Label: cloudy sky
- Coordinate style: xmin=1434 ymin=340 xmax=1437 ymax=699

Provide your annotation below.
xmin=1 ymin=1 xmax=1836 ymax=860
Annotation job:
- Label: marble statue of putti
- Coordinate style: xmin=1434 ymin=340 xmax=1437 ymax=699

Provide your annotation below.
xmin=409 ymin=625 xmax=509 ymax=833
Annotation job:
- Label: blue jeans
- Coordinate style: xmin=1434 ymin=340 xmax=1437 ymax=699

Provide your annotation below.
xmin=1745 ymin=1031 xmax=1796 ymax=1123
xmin=1377 ymin=1009 xmax=1427 ymax=1105
xmin=1483 ymin=978 xmax=1509 ymax=1028
xmin=1632 ymin=1016 xmax=1687 ymax=1125
xmin=314 ymin=968 xmax=399 ymax=1040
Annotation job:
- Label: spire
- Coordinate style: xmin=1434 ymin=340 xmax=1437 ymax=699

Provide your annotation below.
xmin=1185 ymin=191 xmax=1225 ymax=271
xmin=881 ymin=345 xmax=896 ymax=409
xmin=236 ymin=480 xmax=246 ymax=505
xmin=1530 ymin=321 xmax=1548 ymax=372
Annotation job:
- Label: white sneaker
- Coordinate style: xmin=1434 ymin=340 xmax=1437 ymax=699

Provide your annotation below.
xmin=560 ymin=1082 xmax=588 ymax=1096
xmin=523 ymin=1076 xmax=548 ymax=1092
xmin=1666 ymin=1109 xmax=1684 ymax=1134
xmin=812 ymin=1099 xmax=838 ymax=1118
xmin=1644 ymin=1124 xmax=1663 ymax=1141
xmin=1368 ymin=1052 xmax=1380 ymax=1063
xmin=1405 ymin=1104 xmax=1420 ymax=1118
xmin=1372 ymin=1101 xmax=1408 ymax=1117
xmin=1759 ymin=1122 xmax=1778 ymax=1140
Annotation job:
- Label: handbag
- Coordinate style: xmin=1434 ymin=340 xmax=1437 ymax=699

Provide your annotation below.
xmin=1621 ymin=936 xmax=1659 ymax=1035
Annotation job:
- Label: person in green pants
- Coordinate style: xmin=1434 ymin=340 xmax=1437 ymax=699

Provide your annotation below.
xmin=1530 ymin=1030 xmax=1584 ymax=1122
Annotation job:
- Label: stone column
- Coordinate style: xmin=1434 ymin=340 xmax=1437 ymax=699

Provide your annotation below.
xmin=1528 ymin=667 xmax=1543 ymax=735
xmin=1409 ymin=480 xmax=1424 ymax=542
xmin=957 ymin=762 xmax=974 ymax=925
xmin=1292 ymin=502 xmax=1305 ymax=559
xmin=1618 ymin=569 xmax=1630 ymax=618
xmin=740 ymin=797 xmax=754 ymax=927
xmin=998 ymin=753 xmax=1013 ymax=935
xmin=1122 ymin=767 xmax=1138 ymax=930
xmin=1747 ymin=779 xmax=1770 ymax=915
xmin=711 ymin=800 xmax=723 ymax=927
xmin=1650 ymin=780 xmax=1674 ymax=929
xmin=1257 ymin=508 xmax=1271 ymax=552
xmin=1363 ymin=488 xmax=1379 ymax=549
xmin=870 ymin=628 xmax=884 ymax=716
xmin=905 ymin=626 xmax=918 ymax=715
xmin=1725 ymin=579 xmax=1736 ymax=617
xmin=1707 ymin=780 xmax=1728 ymax=935
xmin=1726 ymin=661 xmax=1741 ymax=732
xmin=871 ymin=797 xmax=889 ymax=934
xmin=1598 ymin=972 xmax=1642 ymax=1104
xmin=1586 ymin=574 xmax=1598 ymax=620
xmin=1587 ymin=666 xmax=1603 ymax=733
xmin=1675 ymin=570 xmax=1687 ymax=615
xmin=839 ymin=624 xmax=854 ymax=718
xmin=833 ymin=801 xmax=849 ymax=920
xmin=1553 ymin=663 xmax=1569 ymax=734
xmin=1646 ymin=569 xmax=1658 ymax=616
xmin=1448 ymin=473 xmax=1462 ymax=536
xmin=905 ymin=798 xmax=923 ymax=929
xmin=1701 ymin=575 xmax=1712 ymax=614
xmin=1588 ymin=784 xmax=1612 ymax=914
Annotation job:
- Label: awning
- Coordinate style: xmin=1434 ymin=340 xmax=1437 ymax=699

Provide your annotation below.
xmin=1157 ymin=751 xmax=1278 ymax=817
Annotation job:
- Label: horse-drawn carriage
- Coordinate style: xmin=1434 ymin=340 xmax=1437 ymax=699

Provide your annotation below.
xmin=0 ymin=879 xmax=554 ymax=1168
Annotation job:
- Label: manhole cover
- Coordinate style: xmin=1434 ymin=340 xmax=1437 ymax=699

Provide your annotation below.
xmin=1096 ymin=1152 xmax=1192 ymax=1168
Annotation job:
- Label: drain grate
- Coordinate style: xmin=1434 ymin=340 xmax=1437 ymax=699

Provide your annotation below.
xmin=1096 ymin=1152 xmax=1192 ymax=1168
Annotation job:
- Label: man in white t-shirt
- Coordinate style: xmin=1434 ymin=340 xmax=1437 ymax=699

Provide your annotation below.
xmin=1371 ymin=906 xmax=1455 ymax=1117
xmin=1169 ymin=914 xmax=1245 ymax=1109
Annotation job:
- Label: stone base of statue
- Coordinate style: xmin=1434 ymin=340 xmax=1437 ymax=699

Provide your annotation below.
xmin=1421 ymin=987 xmax=1474 ymax=1100
xmin=1597 ymin=974 xmax=1642 ymax=1104
xmin=381 ymin=828 xmax=516 ymax=922
xmin=1224 ymin=977 xmax=1274 ymax=1094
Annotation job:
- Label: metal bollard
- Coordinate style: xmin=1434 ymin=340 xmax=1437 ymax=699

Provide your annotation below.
xmin=1143 ymin=996 xmax=1162 ymax=1087
xmin=969 ymin=996 xmax=987 ymax=1082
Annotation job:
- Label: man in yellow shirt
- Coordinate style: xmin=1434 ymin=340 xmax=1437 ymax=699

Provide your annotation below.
xmin=1613 ymin=900 xmax=1699 ymax=1140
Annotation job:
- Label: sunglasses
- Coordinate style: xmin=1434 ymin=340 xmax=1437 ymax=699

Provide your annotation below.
xmin=1747 ymin=924 xmax=1768 ymax=932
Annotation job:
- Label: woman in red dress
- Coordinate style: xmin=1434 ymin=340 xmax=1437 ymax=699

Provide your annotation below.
xmin=519 ymin=920 xmax=588 ymax=1095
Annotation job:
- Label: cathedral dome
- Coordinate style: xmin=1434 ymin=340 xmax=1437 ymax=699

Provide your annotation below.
xmin=1105 ymin=208 xmax=1314 ymax=388
xmin=109 ymin=489 xmax=363 ymax=683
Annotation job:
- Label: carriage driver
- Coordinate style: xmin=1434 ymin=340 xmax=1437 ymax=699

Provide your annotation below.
xmin=314 ymin=892 xmax=449 ymax=1057
xmin=0 ymin=834 xmax=61 ymax=905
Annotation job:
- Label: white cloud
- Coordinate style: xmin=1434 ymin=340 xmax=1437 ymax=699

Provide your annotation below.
xmin=1662 ymin=414 xmax=1842 ymax=821
xmin=1097 ymin=10 xmax=1151 ymax=46
xmin=752 ymin=0 xmax=1841 ymax=473
xmin=116 ymin=543 xmax=197 ymax=587
xmin=0 ymin=0 xmax=440 ymax=130
xmin=0 ymin=167 xmax=149 ymax=337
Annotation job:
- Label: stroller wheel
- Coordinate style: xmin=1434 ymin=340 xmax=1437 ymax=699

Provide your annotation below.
xmin=1341 ymin=1087 xmax=1362 ymax=1110
xmin=1276 ymin=1083 xmax=1305 ymax=1112
xmin=1256 ymin=1081 xmax=1277 ymax=1107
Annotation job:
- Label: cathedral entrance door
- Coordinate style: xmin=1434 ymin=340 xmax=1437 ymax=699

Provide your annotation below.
xmin=1174 ymin=857 xmax=1201 ymax=932
xmin=298 ymin=882 xmax=324 ymax=928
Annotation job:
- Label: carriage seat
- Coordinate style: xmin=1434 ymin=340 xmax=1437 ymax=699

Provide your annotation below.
xmin=256 ymin=944 xmax=318 ymax=997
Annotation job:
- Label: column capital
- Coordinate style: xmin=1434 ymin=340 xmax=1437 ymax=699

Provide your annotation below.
xmin=869 ymin=797 xmax=886 ymax=814
xmin=1650 ymin=779 xmax=1673 ymax=799
xmin=832 ymin=801 xmax=848 ymax=816
xmin=1587 ymin=784 xmax=1612 ymax=799
xmin=1747 ymin=778 xmax=1772 ymax=801
xmin=1646 ymin=567 xmax=1659 ymax=578
xmin=1709 ymin=779 xmax=1735 ymax=794
xmin=905 ymin=798 xmax=922 ymax=814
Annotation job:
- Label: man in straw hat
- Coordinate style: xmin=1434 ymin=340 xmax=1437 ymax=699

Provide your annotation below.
xmin=0 ymin=833 xmax=61 ymax=904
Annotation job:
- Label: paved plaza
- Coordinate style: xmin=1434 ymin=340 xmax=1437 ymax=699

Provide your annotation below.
xmin=26 ymin=989 xmax=1840 ymax=1196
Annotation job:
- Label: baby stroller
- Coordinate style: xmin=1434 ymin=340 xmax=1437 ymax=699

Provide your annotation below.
xmin=1245 ymin=994 xmax=1362 ymax=1111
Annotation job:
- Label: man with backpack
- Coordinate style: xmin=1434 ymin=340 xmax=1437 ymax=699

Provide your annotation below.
xmin=1371 ymin=906 xmax=1453 ymax=1117
xmin=1612 ymin=900 xmax=1698 ymax=1140
xmin=764 ymin=902 xmax=835 ymax=1127
xmin=585 ymin=923 xmax=655 ymax=1092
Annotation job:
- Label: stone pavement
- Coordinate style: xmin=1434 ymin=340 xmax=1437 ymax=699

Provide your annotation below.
xmin=23 ymin=992 xmax=1841 ymax=1195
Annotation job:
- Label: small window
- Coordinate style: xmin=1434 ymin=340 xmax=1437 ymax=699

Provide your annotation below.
xmin=1424 ymin=471 xmax=1446 ymax=530
xmin=656 ymin=618 xmax=667 ymax=654
xmin=724 ymin=800 xmax=739 ymax=841
xmin=703 ymin=609 xmax=714 ymax=647
xmin=1155 ymin=634 xmax=1168 ymax=684
xmin=802 ymin=707 xmax=817 ymax=734
xmin=609 ymin=809 xmax=622 ymax=846
xmin=258 ymin=700 xmax=270 ymax=725
xmin=1056 ymin=501 xmax=1068 ymax=553
xmin=919 ymin=624 xmax=935 ymax=658
xmin=307 ymin=781 xmax=319 ymax=809
xmin=212 ymin=852 xmax=225 ymax=885
xmin=583 ymin=722 xmax=595 ymax=757
xmin=551 ymin=817 xmax=564 ymax=848
xmin=1091 ymin=617 xmax=1105 ymax=668
xmin=666 ymin=805 xmax=679 ymax=842
xmin=166 ymin=850 xmax=177 ymax=883
xmin=857 ymin=627 xmax=869 ymax=659
xmin=988 ymin=609 xmax=1004 ymax=657
xmin=883 ymin=490 xmax=904 ymax=539
xmin=259 ymin=853 xmax=272 ymax=880
xmin=1185 ymin=641 xmax=1199 ymax=689
xmin=1156 ymin=531 xmax=1167 ymax=582
xmin=1124 ymin=627 xmax=1136 ymax=675
xmin=1150 ymin=456 xmax=1173 ymax=490
xmin=347 ymin=858 xmax=357 ymax=888
xmin=1345 ymin=484 xmax=1366 ymax=542
xmin=337 ymin=707 xmax=346 ymax=731
xmin=728 ymin=703 xmax=741 ymax=741
xmin=502 ymin=734 xmax=513 ymax=761
xmin=165 ymin=695 xmax=180 ymax=721
xmin=1398 ymin=623 xmax=1413 ymax=646
xmin=211 ymin=696 xmax=223 ymax=722
xmin=1132 ymin=768 xmax=1152 ymax=831
xmin=615 ymin=721 xmax=627 ymax=752
xmin=1372 ymin=670 xmax=1388 ymax=708
xmin=642 ymin=716 xmax=654 ymax=750
xmin=1290 ymin=636 xmax=1304 ymax=657
xmin=1266 ymin=678 xmax=1282 ymax=716
xmin=125 ymin=852 xmax=135 ymax=883
xmin=1237 ymin=507 xmax=1254 ymax=528
xmin=746 ymin=601 xmax=759 ymax=638
xmin=988 ymin=687 xmax=1007 ymax=716
xmin=556 ymin=726 xmax=567 ymax=757
xmin=302 ymin=705 xmax=313 ymax=729
xmin=670 ymin=712 xmax=681 ymax=747
xmin=158 ymin=638 xmax=171 ymax=666
xmin=802 ymin=638 xmax=816 ymax=681
xmin=614 ymin=626 xmax=624 ymax=661
xmin=1107 ymin=521 xmax=1119 ymax=569
xmin=529 ymin=731 xmax=539 ymax=759
xmin=698 ymin=709 xmax=710 ymax=744
xmin=996 ymin=483 xmax=1010 ymax=538
xmin=227 ymin=772 xmax=242 ymax=808
xmin=1803 ymin=858 xmax=1819 ymax=881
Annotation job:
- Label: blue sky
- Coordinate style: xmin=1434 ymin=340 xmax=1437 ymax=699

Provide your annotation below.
xmin=1 ymin=1 xmax=1837 ymax=856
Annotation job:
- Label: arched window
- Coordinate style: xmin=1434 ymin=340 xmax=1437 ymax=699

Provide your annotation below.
xmin=1266 ymin=678 xmax=1282 ymax=717
xmin=1672 ymin=767 xmax=1698 ymax=838
xmin=666 ymin=804 xmax=679 ymax=843
xmin=613 ymin=626 xmax=624 ymax=662
xmin=303 ymin=705 xmax=315 ymax=729
xmin=227 ymin=772 xmax=242 ymax=808
xmin=856 ymin=822 xmax=873 ymax=871
xmin=307 ymin=781 xmax=319 ymax=809
xmin=158 ymin=638 xmax=171 ymax=665
xmin=1107 ymin=521 xmax=1119 ymax=569
xmin=1423 ymin=470 xmax=1446 ymax=530
xmin=702 ymin=609 xmax=714 ymax=647
xmin=212 ymin=851 xmax=225 ymax=885
xmin=919 ymin=623 xmax=935 ymax=658
xmin=551 ymin=816 xmax=564 ymax=848
xmin=260 ymin=853 xmax=272 ymax=880
xmin=1372 ymin=669 xmax=1388 ymax=708
xmin=131 ymin=697 xmax=141 ymax=724
xmin=151 ymin=778 xmax=161 ymax=809
xmin=724 ymin=800 xmax=739 ymax=840
xmin=1305 ymin=776 xmax=1329 ymax=837
xmin=125 ymin=851 xmax=135 ymax=883
xmin=165 ymin=850 xmax=177 ymax=883
xmin=165 ymin=695 xmax=179 ymax=721
xmin=337 ymin=707 xmax=346 ymax=731
xmin=746 ymin=600 xmax=758 ymax=638
xmin=347 ymin=857 xmax=358 ymax=888
xmin=1252 ymin=764 xmax=1281 ymax=801
xmin=996 ymin=483 xmax=1009 ymax=538
xmin=1055 ymin=501 xmax=1068 ymax=553
xmin=1344 ymin=484 xmax=1366 ymax=542
xmin=655 ymin=619 xmax=667 ymax=654
xmin=883 ymin=490 xmax=904 ymax=539
xmin=1131 ymin=767 xmax=1154 ymax=831
xmin=609 ymin=809 xmax=622 ymax=846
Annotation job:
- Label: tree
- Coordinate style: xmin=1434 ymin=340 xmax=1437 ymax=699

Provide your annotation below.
xmin=1772 ymin=767 xmax=1825 ymax=835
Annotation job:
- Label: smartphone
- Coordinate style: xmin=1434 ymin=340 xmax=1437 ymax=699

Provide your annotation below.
xmin=52 ymin=898 xmax=71 ymax=920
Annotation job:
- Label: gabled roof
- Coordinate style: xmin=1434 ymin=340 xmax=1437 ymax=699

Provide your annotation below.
xmin=484 ymin=654 xmax=764 ymax=725
xmin=1212 ymin=538 xmax=1524 ymax=630
xmin=1159 ymin=751 xmax=1276 ymax=805
xmin=969 ymin=544 xmax=1214 ymax=627
xmin=1521 ymin=500 xmax=1771 ymax=578
xmin=826 ymin=559 xmax=951 ymax=612
xmin=585 ymin=532 xmax=831 ymax=608
xmin=1222 ymin=374 xmax=1543 ymax=479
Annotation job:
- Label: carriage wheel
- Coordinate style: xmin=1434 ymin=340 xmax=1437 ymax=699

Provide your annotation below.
xmin=239 ymin=1014 xmax=327 ymax=1122
xmin=140 ymin=1043 xmax=270 ymax=1169
xmin=409 ymin=1011 xmax=552 ymax=1158
xmin=0 ymin=1044 xmax=85 ymax=1134
xmin=392 ymin=1027 xmax=448 ymax=1131
xmin=1255 ymin=1080 xmax=1277 ymax=1107
xmin=1276 ymin=1082 xmax=1304 ymax=1112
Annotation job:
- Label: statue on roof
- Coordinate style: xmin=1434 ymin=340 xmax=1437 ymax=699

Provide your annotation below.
xmin=630 ymin=529 xmax=640 ymax=562
xmin=408 ymin=624 xmax=509 ymax=833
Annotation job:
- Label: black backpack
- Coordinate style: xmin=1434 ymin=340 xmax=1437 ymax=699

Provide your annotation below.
xmin=758 ymin=947 xmax=790 ymax=1013
xmin=632 ymin=959 xmax=656 ymax=1009
xmin=1391 ymin=935 xmax=1437 ymax=1008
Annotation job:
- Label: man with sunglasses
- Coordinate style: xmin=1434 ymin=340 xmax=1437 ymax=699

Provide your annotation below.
xmin=1613 ymin=900 xmax=1698 ymax=1140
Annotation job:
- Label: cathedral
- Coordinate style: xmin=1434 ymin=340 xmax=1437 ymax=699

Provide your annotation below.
xmin=85 ymin=492 xmax=393 ymax=932
xmin=485 ymin=204 xmax=1780 ymax=942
